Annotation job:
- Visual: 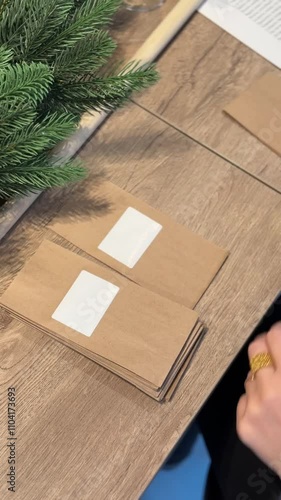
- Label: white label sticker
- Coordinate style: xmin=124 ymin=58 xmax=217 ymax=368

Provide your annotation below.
xmin=52 ymin=270 xmax=119 ymax=336
xmin=98 ymin=207 xmax=162 ymax=268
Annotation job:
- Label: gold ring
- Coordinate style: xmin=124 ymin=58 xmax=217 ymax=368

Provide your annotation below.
xmin=250 ymin=352 xmax=273 ymax=376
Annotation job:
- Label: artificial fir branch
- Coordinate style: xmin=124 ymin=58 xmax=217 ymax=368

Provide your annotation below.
xmin=0 ymin=45 xmax=12 ymax=67
xmin=0 ymin=62 xmax=53 ymax=105
xmin=0 ymin=59 xmax=84 ymax=198
xmin=0 ymin=1 xmax=158 ymax=117
xmin=31 ymin=1 xmax=120 ymax=60
xmin=44 ymin=63 xmax=159 ymax=115
xmin=0 ymin=0 xmax=158 ymax=199
xmin=0 ymin=112 xmax=77 ymax=167
xmin=69 ymin=0 xmax=121 ymax=25
xmin=16 ymin=0 xmax=74 ymax=62
xmin=0 ymin=160 xmax=85 ymax=198
xmin=0 ymin=0 xmax=11 ymax=18
xmin=0 ymin=104 xmax=37 ymax=137
xmin=53 ymin=31 xmax=116 ymax=79
xmin=0 ymin=0 xmax=34 ymax=50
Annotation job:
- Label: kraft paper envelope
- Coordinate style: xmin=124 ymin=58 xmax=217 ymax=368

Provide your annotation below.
xmin=50 ymin=182 xmax=228 ymax=309
xmin=224 ymin=72 xmax=281 ymax=156
xmin=0 ymin=240 xmax=201 ymax=398
xmin=19 ymin=312 xmax=202 ymax=391
xmin=7 ymin=308 xmax=203 ymax=398
xmin=27 ymin=319 xmax=205 ymax=401
xmin=166 ymin=332 xmax=205 ymax=401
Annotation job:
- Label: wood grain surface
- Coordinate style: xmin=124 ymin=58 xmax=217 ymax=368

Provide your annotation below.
xmin=135 ymin=12 xmax=281 ymax=191
xmin=1 ymin=99 xmax=281 ymax=499
xmin=111 ymin=0 xmax=178 ymax=61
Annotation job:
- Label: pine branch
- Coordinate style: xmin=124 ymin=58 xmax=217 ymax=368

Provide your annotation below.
xmin=0 ymin=46 xmax=13 ymax=68
xmin=0 ymin=156 xmax=86 ymax=199
xmin=53 ymin=30 xmax=116 ymax=79
xmin=0 ymin=103 xmax=36 ymax=137
xmin=0 ymin=61 xmax=53 ymax=106
xmin=36 ymin=0 xmax=121 ymax=60
xmin=14 ymin=0 xmax=74 ymax=62
xmin=69 ymin=0 xmax=121 ymax=24
xmin=0 ymin=0 xmax=12 ymax=18
xmin=44 ymin=63 xmax=159 ymax=114
xmin=0 ymin=0 xmax=158 ymax=199
xmin=0 ymin=112 xmax=77 ymax=167
xmin=0 ymin=0 xmax=37 ymax=49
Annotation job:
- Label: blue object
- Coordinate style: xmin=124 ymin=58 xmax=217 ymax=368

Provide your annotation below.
xmin=142 ymin=424 xmax=210 ymax=500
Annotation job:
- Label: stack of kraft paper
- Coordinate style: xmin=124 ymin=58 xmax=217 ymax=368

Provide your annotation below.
xmin=0 ymin=183 xmax=228 ymax=401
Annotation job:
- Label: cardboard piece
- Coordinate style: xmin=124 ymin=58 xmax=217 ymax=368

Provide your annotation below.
xmin=50 ymin=182 xmax=228 ymax=309
xmin=224 ymin=72 xmax=281 ymax=156
xmin=0 ymin=241 xmax=204 ymax=401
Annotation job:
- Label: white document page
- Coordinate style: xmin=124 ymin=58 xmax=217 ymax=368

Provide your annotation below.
xmin=199 ymin=0 xmax=281 ymax=68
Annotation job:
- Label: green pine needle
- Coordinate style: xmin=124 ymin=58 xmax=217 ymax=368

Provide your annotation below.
xmin=16 ymin=0 xmax=74 ymax=62
xmin=0 ymin=61 xmax=53 ymax=106
xmin=0 ymin=45 xmax=12 ymax=68
xmin=0 ymin=112 xmax=77 ymax=167
xmin=0 ymin=160 xmax=86 ymax=198
xmin=70 ymin=0 xmax=121 ymax=24
xmin=0 ymin=103 xmax=37 ymax=137
xmin=45 ymin=63 xmax=159 ymax=114
xmin=54 ymin=30 xmax=116 ymax=79
xmin=0 ymin=0 xmax=159 ymax=199
xmin=37 ymin=1 xmax=120 ymax=60
xmin=0 ymin=0 xmax=36 ymax=49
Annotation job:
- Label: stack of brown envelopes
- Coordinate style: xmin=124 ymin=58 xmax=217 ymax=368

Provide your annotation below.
xmin=50 ymin=182 xmax=228 ymax=309
xmin=0 ymin=182 xmax=228 ymax=401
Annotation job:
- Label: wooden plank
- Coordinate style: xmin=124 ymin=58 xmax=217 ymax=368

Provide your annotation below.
xmin=134 ymin=12 xmax=281 ymax=191
xmin=1 ymin=103 xmax=281 ymax=499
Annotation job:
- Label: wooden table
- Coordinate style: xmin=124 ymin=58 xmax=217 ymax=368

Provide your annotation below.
xmin=1 ymin=7 xmax=281 ymax=500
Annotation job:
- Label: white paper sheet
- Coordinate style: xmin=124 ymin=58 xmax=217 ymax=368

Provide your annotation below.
xmin=199 ymin=0 xmax=281 ymax=68
xmin=52 ymin=271 xmax=120 ymax=336
xmin=98 ymin=207 xmax=162 ymax=269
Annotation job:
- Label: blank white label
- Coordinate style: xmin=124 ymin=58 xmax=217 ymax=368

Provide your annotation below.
xmin=52 ymin=270 xmax=119 ymax=336
xmin=98 ymin=207 xmax=162 ymax=268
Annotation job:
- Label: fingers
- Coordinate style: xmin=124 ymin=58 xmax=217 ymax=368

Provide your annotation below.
xmin=248 ymin=333 xmax=268 ymax=359
xmin=266 ymin=322 xmax=281 ymax=370
xmin=244 ymin=371 xmax=255 ymax=392
xmin=244 ymin=370 xmax=253 ymax=387
xmin=237 ymin=394 xmax=247 ymax=421
xmin=237 ymin=324 xmax=281 ymax=461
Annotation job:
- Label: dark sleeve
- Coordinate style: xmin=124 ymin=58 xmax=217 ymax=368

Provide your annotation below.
xmin=198 ymin=295 xmax=281 ymax=500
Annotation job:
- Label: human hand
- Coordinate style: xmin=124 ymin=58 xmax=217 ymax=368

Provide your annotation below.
xmin=237 ymin=322 xmax=281 ymax=477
